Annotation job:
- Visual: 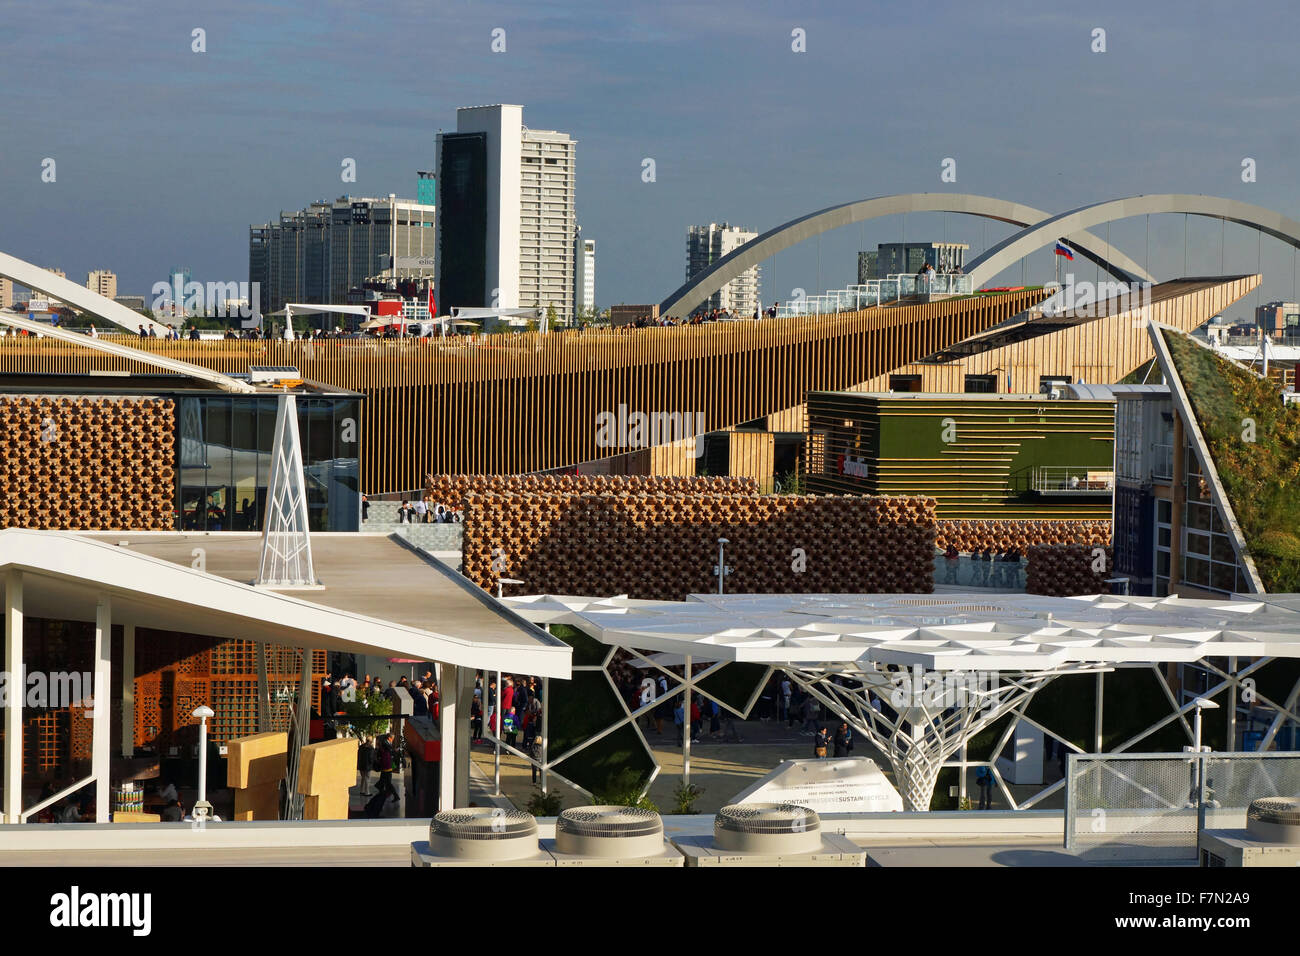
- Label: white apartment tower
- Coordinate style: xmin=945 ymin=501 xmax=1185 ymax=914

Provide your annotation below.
xmin=87 ymin=269 xmax=117 ymax=300
xmin=574 ymin=226 xmax=595 ymax=316
xmin=435 ymin=105 xmax=577 ymax=325
xmin=686 ymin=223 xmax=760 ymax=316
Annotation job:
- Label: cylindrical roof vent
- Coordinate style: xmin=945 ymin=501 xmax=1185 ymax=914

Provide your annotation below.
xmin=555 ymin=805 xmax=664 ymax=858
xmin=1246 ymin=796 xmax=1300 ymax=845
xmin=429 ymin=808 xmax=539 ymax=861
xmin=714 ymin=803 xmax=822 ymax=855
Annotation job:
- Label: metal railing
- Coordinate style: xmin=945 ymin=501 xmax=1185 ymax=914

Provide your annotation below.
xmin=1064 ymin=751 xmax=1300 ymax=858
xmin=776 ymin=273 xmax=974 ymax=317
xmin=1030 ymin=466 xmax=1115 ymax=494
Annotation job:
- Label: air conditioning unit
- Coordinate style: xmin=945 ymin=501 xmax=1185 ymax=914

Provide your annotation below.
xmin=1199 ymin=796 xmax=1300 ymax=867
xmin=248 ymin=365 xmax=302 ymax=386
xmin=672 ymin=803 xmax=865 ymax=867
xmin=411 ymin=807 xmax=554 ymax=867
xmin=543 ymin=806 xmax=683 ymax=867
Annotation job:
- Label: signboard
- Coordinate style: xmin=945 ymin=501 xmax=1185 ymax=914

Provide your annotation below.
xmin=838 ymin=454 xmax=870 ymax=479
xmin=728 ymin=757 xmax=903 ymax=813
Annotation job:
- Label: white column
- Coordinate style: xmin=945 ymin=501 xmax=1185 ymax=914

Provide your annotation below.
xmin=455 ymin=670 xmax=472 ymax=808
xmin=683 ymin=656 xmax=692 ymax=786
xmin=1094 ymin=671 xmax=1105 ymax=752
xmin=438 ymin=663 xmax=458 ymax=812
xmin=494 ymin=670 xmax=501 ymax=796
xmin=541 ymin=677 xmax=550 ymax=793
xmin=4 ymin=571 xmax=23 ymax=823
xmin=121 ymin=623 xmax=135 ymax=758
xmin=93 ymin=595 xmax=112 ymax=823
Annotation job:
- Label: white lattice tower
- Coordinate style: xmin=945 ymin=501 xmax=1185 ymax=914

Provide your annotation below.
xmin=789 ymin=664 xmax=1100 ymax=811
xmin=257 ymin=394 xmax=317 ymax=587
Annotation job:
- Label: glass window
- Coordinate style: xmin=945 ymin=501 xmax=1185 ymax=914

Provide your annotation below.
xmin=1211 ymin=561 xmax=1238 ymax=593
xmin=1157 ymin=499 xmax=1172 ymax=523
xmin=1185 ymin=556 xmax=1210 ymax=587
xmin=1185 ymin=532 xmax=1210 ymax=556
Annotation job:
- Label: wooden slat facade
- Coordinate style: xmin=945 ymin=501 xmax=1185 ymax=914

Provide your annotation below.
xmin=0 ymin=290 xmax=1044 ymax=494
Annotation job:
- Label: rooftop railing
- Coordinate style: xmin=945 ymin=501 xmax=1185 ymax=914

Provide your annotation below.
xmin=776 ymin=273 xmax=973 ymax=317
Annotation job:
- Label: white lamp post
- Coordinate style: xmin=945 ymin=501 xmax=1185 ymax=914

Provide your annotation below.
xmin=1192 ymin=696 xmax=1219 ymax=754
xmin=192 ymin=705 xmax=215 ymax=824
xmin=714 ymin=538 xmax=731 ymax=595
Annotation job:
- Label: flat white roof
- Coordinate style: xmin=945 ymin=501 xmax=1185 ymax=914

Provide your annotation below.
xmin=1 ymin=530 xmax=570 ymax=677
xmin=504 ymin=591 xmax=1300 ymax=671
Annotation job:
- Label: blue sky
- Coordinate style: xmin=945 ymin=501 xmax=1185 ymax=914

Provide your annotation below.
xmin=3 ymin=0 xmax=1300 ymax=319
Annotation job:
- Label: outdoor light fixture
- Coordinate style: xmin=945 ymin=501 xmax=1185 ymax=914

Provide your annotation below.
xmin=714 ymin=537 xmax=732 ymax=595
xmin=1192 ymin=697 xmax=1220 ymax=754
xmin=191 ymin=705 xmax=216 ymax=825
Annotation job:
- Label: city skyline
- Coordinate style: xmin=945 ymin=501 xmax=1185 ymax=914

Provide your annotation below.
xmin=4 ymin=1 xmax=1300 ymax=317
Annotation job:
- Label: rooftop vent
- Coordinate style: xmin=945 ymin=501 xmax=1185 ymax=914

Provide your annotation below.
xmin=428 ymin=808 xmax=539 ymax=861
xmin=1246 ymin=796 xmax=1300 ymax=845
xmin=714 ymin=802 xmax=823 ymax=855
xmin=554 ymin=805 xmax=664 ymax=858
xmin=248 ymin=365 xmax=302 ymax=385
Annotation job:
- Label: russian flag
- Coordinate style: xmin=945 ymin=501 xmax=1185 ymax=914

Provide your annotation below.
xmin=1054 ymin=241 xmax=1075 ymax=260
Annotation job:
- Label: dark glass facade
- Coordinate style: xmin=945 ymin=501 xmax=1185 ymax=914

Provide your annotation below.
xmin=437 ymin=132 xmax=489 ymax=310
xmin=178 ymin=395 xmax=361 ymax=532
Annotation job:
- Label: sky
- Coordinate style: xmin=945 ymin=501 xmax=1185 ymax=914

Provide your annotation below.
xmin=3 ymin=0 xmax=1300 ymax=320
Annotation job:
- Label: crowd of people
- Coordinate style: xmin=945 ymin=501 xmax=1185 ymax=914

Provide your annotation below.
xmin=396 ymin=497 xmax=457 ymax=524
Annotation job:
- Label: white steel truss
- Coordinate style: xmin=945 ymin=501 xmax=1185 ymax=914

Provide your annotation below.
xmin=256 ymin=395 xmax=317 ymax=588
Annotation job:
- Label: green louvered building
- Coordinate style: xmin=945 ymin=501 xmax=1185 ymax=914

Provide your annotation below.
xmin=805 ymin=391 xmax=1115 ymax=519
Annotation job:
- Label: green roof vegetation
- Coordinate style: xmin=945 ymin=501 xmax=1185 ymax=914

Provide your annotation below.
xmin=1162 ymin=329 xmax=1300 ymax=592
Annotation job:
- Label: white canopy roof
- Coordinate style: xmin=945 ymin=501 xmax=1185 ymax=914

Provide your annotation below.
xmin=504 ymin=591 xmax=1300 ymax=672
xmin=2 ymin=530 xmax=571 ymax=677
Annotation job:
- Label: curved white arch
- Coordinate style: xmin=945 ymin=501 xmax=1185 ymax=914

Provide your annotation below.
xmin=0 ymin=250 xmax=170 ymax=335
xmin=966 ymin=194 xmax=1300 ymax=287
xmin=659 ymin=193 xmax=1152 ymax=318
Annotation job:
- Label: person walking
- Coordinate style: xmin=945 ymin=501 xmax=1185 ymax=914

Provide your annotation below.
xmin=801 ymin=695 xmax=819 ymax=735
xmin=780 ymin=675 xmax=793 ymax=725
xmin=813 ymin=726 xmax=831 ymax=758
xmin=833 ymin=721 xmax=854 ymax=758
xmin=975 ymin=765 xmax=994 ymax=810
xmin=375 ymin=732 xmax=398 ymax=806
xmin=357 ymin=735 xmax=375 ymax=795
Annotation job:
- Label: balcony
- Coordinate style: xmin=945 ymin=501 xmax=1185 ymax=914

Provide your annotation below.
xmin=1030 ymin=466 xmax=1115 ymax=496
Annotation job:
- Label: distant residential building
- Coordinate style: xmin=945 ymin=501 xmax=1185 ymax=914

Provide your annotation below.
xmin=435 ymin=105 xmax=577 ymax=325
xmin=574 ymin=227 xmax=595 ymax=315
xmin=0 ymin=278 xmax=12 ymax=309
xmin=1255 ymin=300 xmax=1300 ymax=336
xmin=860 ymin=242 xmax=969 ymax=280
xmin=87 ymin=269 xmax=117 ymax=300
xmin=686 ymin=223 xmax=759 ymax=316
xmin=249 ymin=195 xmax=434 ymax=315
xmin=28 ymin=267 xmax=67 ymax=307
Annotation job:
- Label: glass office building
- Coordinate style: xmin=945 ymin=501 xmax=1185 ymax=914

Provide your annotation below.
xmin=178 ymin=394 xmax=362 ymax=532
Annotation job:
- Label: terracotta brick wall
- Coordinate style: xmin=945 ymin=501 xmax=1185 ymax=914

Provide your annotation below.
xmin=1026 ymin=544 xmax=1114 ymax=596
xmin=936 ymin=518 xmax=1111 ymax=553
xmin=460 ymin=488 xmax=936 ymax=600
xmin=0 ymin=396 xmax=174 ymax=529
xmin=426 ymin=472 xmax=758 ymax=506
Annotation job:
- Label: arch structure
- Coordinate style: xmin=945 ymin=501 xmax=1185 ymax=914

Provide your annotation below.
xmin=965 ymin=194 xmax=1300 ymax=288
xmin=659 ymin=193 xmax=1154 ymax=319
xmin=0 ymin=250 xmax=171 ymax=335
